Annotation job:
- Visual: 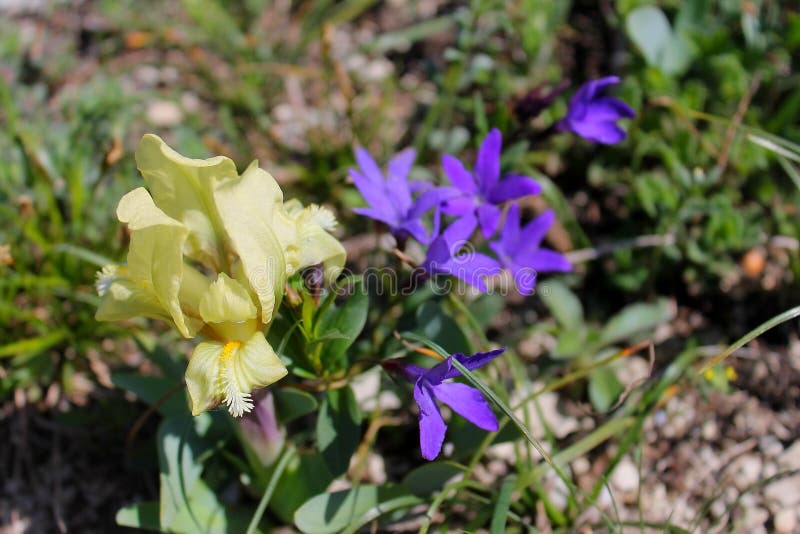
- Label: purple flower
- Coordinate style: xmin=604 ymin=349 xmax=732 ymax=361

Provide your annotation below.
xmin=350 ymin=147 xmax=441 ymax=245
xmin=440 ymin=129 xmax=542 ymax=238
xmin=397 ymin=348 xmax=506 ymax=460
xmin=558 ymin=76 xmax=635 ymax=144
xmin=421 ymin=215 xmax=501 ymax=292
xmin=489 ymin=203 xmax=572 ymax=295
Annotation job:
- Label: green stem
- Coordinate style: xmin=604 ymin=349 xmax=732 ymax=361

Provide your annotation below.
xmin=245 ymin=446 xmax=297 ymax=534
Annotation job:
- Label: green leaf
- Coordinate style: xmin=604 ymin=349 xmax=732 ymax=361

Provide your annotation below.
xmin=273 ymin=387 xmax=318 ymax=424
xmin=270 ymin=453 xmax=333 ymax=524
xmin=626 ymin=6 xmax=694 ymax=75
xmin=401 ymin=461 xmax=464 ymax=497
xmin=111 ymin=373 xmax=186 ymax=417
xmin=116 ymin=502 xmax=160 ymax=530
xmin=157 ymin=414 xmax=213 ymax=529
xmin=414 ymin=301 xmax=472 ymax=355
xmin=539 ymin=280 xmax=583 ymax=328
xmin=588 ymin=367 xmax=624 ymax=412
xmin=316 ymin=280 xmax=369 ymax=368
xmin=294 ymin=485 xmax=420 ymax=534
xmin=490 ymin=474 xmax=517 ymax=534
xmin=0 ymin=329 xmax=68 ymax=359
xmin=598 ymin=299 xmax=672 ymax=346
xmin=315 ymin=386 xmax=362 ymax=477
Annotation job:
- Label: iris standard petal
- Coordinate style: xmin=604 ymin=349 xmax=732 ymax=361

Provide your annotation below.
xmin=135 ymin=134 xmax=237 ymax=272
xmin=115 ymin=187 xmax=195 ymax=338
xmin=414 ymin=380 xmax=447 ymax=460
xmin=432 ymin=381 xmax=499 ymax=431
xmin=213 ymin=164 xmax=287 ymax=324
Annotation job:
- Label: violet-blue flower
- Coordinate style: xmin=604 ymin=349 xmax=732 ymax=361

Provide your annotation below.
xmin=489 ymin=203 xmax=572 ymax=295
xmin=396 ymin=348 xmax=505 ymax=460
xmin=558 ymin=76 xmax=635 ymax=144
xmin=440 ymin=128 xmax=542 ymax=238
xmin=350 ymin=147 xmax=440 ymax=245
xmin=421 ymin=215 xmax=501 ymax=292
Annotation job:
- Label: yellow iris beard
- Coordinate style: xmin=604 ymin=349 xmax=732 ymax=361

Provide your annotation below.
xmin=219 ymin=341 xmax=253 ymax=417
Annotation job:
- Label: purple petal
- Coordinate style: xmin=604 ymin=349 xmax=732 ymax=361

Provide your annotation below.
xmin=442 ymin=215 xmax=478 ymax=247
xmin=423 ymin=235 xmax=453 ymax=272
xmin=525 ymin=248 xmax=573 ymax=273
xmin=425 ymin=357 xmax=454 ymax=385
xmin=519 ymin=209 xmax=555 ymax=249
xmin=587 ymin=97 xmax=636 ymax=120
xmin=398 ymin=363 xmax=428 ymax=381
xmin=441 ymin=195 xmax=477 ymax=217
xmin=570 ymin=120 xmax=628 ymax=144
xmin=414 ymin=380 xmax=447 ymax=460
xmin=450 ymin=348 xmax=506 ymax=376
xmin=352 ymin=207 xmax=398 ymax=227
xmin=400 ymin=219 xmax=430 ymax=245
xmin=386 ymin=174 xmax=413 ymax=215
xmin=512 ymin=265 xmax=539 ymax=295
xmin=350 ymin=170 xmax=395 ymax=215
xmin=354 ymin=148 xmax=384 ymax=183
xmin=477 ymin=203 xmax=502 ymax=238
xmin=572 ymin=76 xmax=621 ymax=104
xmin=500 ymin=203 xmax=521 ymax=252
xmin=487 ymin=174 xmax=542 ymax=204
xmin=442 ymin=155 xmax=477 ymax=194
xmin=408 ymin=188 xmax=445 ymax=219
xmin=446 ymin=252 xmax=502 ymax=292
xmin=475 ymin=129 xmax=502 ymax=192
xmin=388 ymin=148 xmax=416 ymax=181
xmin=432 ymin=382 xmax=498 ymax=431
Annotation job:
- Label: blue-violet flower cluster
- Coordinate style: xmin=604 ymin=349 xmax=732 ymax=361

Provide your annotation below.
xmin=351 ymin=128 xmax=572 ymax=294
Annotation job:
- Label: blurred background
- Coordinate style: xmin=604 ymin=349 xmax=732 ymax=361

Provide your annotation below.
xmin=1 ymin=0 xmax=799 ymax=532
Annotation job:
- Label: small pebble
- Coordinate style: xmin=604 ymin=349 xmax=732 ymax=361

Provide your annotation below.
xmin=774 ymin=508 xmax=797 ymax=533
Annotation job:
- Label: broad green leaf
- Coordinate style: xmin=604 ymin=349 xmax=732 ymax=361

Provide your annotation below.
xmin=626 ymin=6 xmax=694 ymax=75
xmin=598 ymin=299 xmax=672 ymax=346
xmin=157 ymin=414 xmax=213 ymax=528
xmin=588 ymin=367 xmax=624 ymax=412
xmin=401 ymin=461 xmax=464 ymax=497
xmin=168 ymin=478 xmax=255 ymax=533
xmin=315 ymin=386 xmax=362 ymax=477
xmin=538 ymin=280 xmax=583 ymax=328
xmin=269 ymin=453 xmax=333 ymax=524
xmin=111 ymin=373 xmax=187 ymax=417
xmin=294 ymin=485 xmax=420 ymax=534
xmin=116 ymin=502 xmax=160 ymax=530
xmin=316 ymin=280 xmax=369 ymax=369
xmin=273 ymin=387 xmax=318 ymax=424
xmin=414 ymin=301 xmax=472 ymax=355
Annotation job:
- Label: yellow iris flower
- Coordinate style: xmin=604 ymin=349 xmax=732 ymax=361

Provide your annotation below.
xmin=96 ymin=135 xmax=346 ymax=416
